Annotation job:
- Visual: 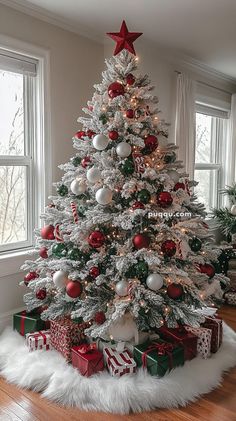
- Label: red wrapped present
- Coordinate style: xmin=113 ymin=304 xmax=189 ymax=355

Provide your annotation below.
xmin=104 ymin=347 xmax=136 ymax=377
xmin=25 ymin=330 xmax=51 ymax=352
xmin=158 ymin=325 xmax=198 ymax=361
xmin=184 ymin=325 xmax=212 ymax=359
xmin=201 ymin=316 xmax=223 ymax=353
xmin=71 ymin=343 xmax=104 ymax=377
xmin=50 ymin=317 xmax=89 ymax=362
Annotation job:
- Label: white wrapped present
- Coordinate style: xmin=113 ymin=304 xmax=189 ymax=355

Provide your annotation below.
xmin=184 ymin=325 xmax=212 ymax=359
xmin=103 ymin=347 xmax=136 ymax=377
xmin=25 ymin=330 xmax=51 ymax=352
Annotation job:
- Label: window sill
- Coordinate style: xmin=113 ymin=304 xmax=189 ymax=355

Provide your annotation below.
xmin=0 ymin=247 xmax=35 ymax=277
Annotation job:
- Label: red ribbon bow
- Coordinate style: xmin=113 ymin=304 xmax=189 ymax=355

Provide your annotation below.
xmin=76 ymin=343 xmax=97 ymax=355
xmin=142 ymin=342 xmax=174 ymax=369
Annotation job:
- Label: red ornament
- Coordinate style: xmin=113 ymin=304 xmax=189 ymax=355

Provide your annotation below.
xmin=109 ymin=130 xmax=119 ymax=140
xmin=161 ymin=240 xmax=176 ymax=257
xmin=89 ymin=266 xmax=100 ymax=278
xmin=107 ymin=20 xmax=142 ymax=56
xmin=24 ymin=272 xmax=38 ymax=285
xmin=74 ymin=131 xmax=86 ymax=139
xmin=144 ymin=135 xmax=158 ymax=152
xmin=39 ymin=247 xmax=48 ymax=259
xmin=132 ymin=201 xmax=145 ymax=210
xmin=126 ymin=73 xmax=135 ymax=85
xmin=157 ymin=191 xmax=173 ymax=208
xmin=108 ymin=82 xmax=125 ymax=99
xmin=126 ymin=109 xmax=134 ymax=119
xmin=88 ymin=231 xmax=106 ymax=248
xmin=41 ymin=225 xmax=55 ymax=240
xmin=94 ymin=311 xmax=106 ymax=325
xmin=66 ymin=281 xmax=83 ymax=298
xmin=36 ymin=289 xmax=47 ymax=300
xmin=86 ymin=130 xmax=96 ymax=138
xmin=174 ymin=182 xmax=185 ymax=191
xmin=133 ymin=233 xmax=151 ymax=250
xmin=198 ymin=263 xmax=216 ymax=278
xmin=167 ymin=283 xmax=184 ymax=300
xmin=81 ymin=156 xmax=91 ymax=168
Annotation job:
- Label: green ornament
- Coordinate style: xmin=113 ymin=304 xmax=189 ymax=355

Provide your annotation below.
xmin=99 ymin=113 xmax=108 ymax=125
xmin=67 ymin=248 xmax=82 ymax=260
xmin=135 ymin=260 xmax=149 ymax=280
xmin=189 ymin=237 xmax=202 ymax=252
xmin=120 ymin=159 xmax=135 ymax=176
xmin=137 ymin=189 xmax=151 ymax=204
xmin=77 ymin=204 xmax=86 ymax=216
xmin=164 ymin=151 xmax=176 ymax=164
xmin=52 ymin=243 xmax=67 ymax=257
xmin=72 ymin=157 xmax=81 ymax=167
xmin=57 ymin=185 xmax=68 ymax=197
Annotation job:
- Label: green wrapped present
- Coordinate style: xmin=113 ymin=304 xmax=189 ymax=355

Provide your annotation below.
xmin=133 ymin=339 xmax=184 ymax=377
xmin=13 ymin=310 xmax=48 ymax=336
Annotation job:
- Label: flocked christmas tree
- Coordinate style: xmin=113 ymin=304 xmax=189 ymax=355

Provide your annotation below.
xmin=21 ymin=21 xmax=228 ymax=341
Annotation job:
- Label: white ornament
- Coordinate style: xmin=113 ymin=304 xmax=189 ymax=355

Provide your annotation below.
xmin=115 ymin=280 xmax=128 ymax=296
xmin=53 ymin=270 xmax=68 ymax=288
xmin=231 ymin=204 xmax=236 ymax=215
xmin=116 ymin=142 xmax=132 ymax=158
xmin=167 ymin=170 xmax=180 ymax=183
xmin=96 ymin=187 xmax=113 ymax=205
xmin=70 ymin=178 xmax=86 ymax=195
xmin=86 ymin=167 xmax=101 ymax=183
xmin=146 ymin=273 xmax=163 ymax=291
xmin=93 ymin=134 xmax=109 ymax=151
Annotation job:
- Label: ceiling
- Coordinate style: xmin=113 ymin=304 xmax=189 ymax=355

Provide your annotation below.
xmin=6 ymin=0 xmax=236 ymax=80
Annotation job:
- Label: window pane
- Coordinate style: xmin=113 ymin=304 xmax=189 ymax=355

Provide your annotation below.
xmin=194 ymin=169 xmax=218 ymax=213
xmin=0 ymin=70 xmax=24 ymax=155
xmin=195 ymin=113 xmax=212 ymax=163
xmin=0 ymin=165 xmax=27 ymax=246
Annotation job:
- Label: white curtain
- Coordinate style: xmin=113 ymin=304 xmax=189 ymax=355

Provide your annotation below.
xmin=225 ymin=93 xmax=236 ymax=187
xmin=174 ymin=73 xmax=196 ymax=179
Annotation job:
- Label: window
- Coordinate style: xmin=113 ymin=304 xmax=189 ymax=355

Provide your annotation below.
xmin=194 ymin=103 xmax=229 ymax=214
xmin=0 ymin=48 xmax=39 ymax=253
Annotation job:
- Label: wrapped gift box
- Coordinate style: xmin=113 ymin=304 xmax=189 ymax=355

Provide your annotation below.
xmin=201 ymin=316 xmax=223 ymax=353
xmin=158 ymin=326 xmax=198 ymax=361
xmin=225 ymin=291 xmax=236 ymax=306
xmin=133 ymin=339 xmax=184 ymax=377
xmin=50 ymin=317 xmax=89 ymax=362
xmin=25 ymin=330 xmax=51 ymax=352
xmin=72 ymin=343 xmax=104 ymax=377
xmin=227 ymin=270 xmax=236 ymax=290
xmin=103 ymin=347 xmax=136 ymax=377
xmin=184 ymin=325 xmax=212 ymax=359
xmin=13 ymin=311 xmax=48 ymax=336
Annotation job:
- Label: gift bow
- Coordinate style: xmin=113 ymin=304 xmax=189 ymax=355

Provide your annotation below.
xmin=76 ymin=343 xmax=97 ymax=354
xmin=142 ymin=342 xmax=174 ymax=369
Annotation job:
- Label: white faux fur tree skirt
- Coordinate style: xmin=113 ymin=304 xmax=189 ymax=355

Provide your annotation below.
xmin=0 ymin=324 xmax=236 ymax=414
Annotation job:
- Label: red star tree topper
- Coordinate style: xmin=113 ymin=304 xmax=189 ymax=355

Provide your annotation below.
xmin=107 ymin=20 xmax=142 ymax=56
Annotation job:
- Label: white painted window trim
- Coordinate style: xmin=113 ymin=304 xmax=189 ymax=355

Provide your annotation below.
xmin=0 ymin=35 xmax=52 ymax=274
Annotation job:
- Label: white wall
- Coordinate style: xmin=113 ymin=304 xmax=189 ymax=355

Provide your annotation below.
xmin=0 ymin=3 xmax=103 ymax=329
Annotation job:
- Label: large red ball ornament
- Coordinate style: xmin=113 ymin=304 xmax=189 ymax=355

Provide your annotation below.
xmin=81 ymin=156 xmax=91 ymax=168
xmin=94 ymin=311 xmax=106 ymax=325
xmin=66 ymin=281 xmax=83 ymax=298
xmin=198 ymin=263 xmax=216 ymax=278
xmin=36 ymin=289 xmax=47 ymax=300
xmin=74 ymin=131 xmax=86 ymax=139
xmin=109 ymin=130 xmax=119 ymax=140
xmin=157 ymin=191 xmax=173 ymax=208
xmin=41 ymin=225 xmax=55 ymax=240
xmin=174 ymin=182 xmax=185 ymax=191
xmin=161 ymin=240 xmax=176 ymax=257
xmin=108 ymin=82 xmax=125 ymax=98
xmin=132 ymin=201 xmax=145 ymax=210
xmin=126 ymin=73 xmax=135 ymax=86
xmin=89 ymin=266 xmax=100 ymax=278
xmin=144 ymin=135 xmax=158 ymax=152
xmin=39 ymin=247 xmax=48 ymax=259
xmin=126 ymin=109 xmax=135 ymax=119
xmin=167 ymin=283 xmax=184 ymax=300
xmin=133 ymin=233 xmax=151 ymax=250
xmin=88 ymin=231 xmax=106 ymax=248
xmin=24 ymin=271 xmax=38 ymax=285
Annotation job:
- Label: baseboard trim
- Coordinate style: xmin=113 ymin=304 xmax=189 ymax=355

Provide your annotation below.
xmin=0 ymin=306 xmax=25 ymax=333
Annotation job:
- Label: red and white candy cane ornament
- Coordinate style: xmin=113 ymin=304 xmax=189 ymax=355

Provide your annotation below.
xmin=70 ymin=201 xmax=78 ymax=224
xmin=54 ymin=224 xmax=64 ymax=242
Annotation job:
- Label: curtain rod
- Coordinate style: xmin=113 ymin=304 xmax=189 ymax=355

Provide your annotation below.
xmin=174 ymin=70 xmax=232 ymax=95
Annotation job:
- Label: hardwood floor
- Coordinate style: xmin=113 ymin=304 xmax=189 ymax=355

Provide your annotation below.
xmin=0 ymin=306 xmax=235 ymax=421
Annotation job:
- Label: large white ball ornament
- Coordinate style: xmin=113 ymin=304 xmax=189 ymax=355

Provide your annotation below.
xmin=167 ymin=170 xmax=180 ymax=183
xmin=231 ymin=204 xmax=236 ymax=215
xmin=146 ymin=273 xmax=163 ymax=291
xmin=116 ymin=142 xmax=132 ymax=158
xmin=96 ymin=187 xmax=113 ymax=205
xmin=70 ymin=178 xmax=86 ymax=195
xmin=115 ymin=280 xmax=129 ymax=296
xmin=53 ymin=270 xmax=68 ymax=288
xmin=93 ymin=134 xmax=109 ymax=151
xmin=86 ymin=167 xmax=101 ymax=183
